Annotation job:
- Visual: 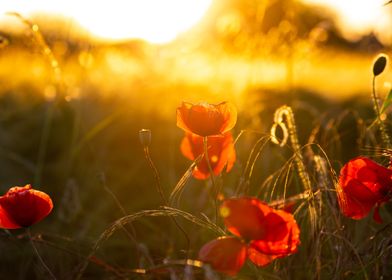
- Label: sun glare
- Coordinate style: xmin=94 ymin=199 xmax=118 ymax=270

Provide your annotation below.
xmin=0 ymin=0 xmax=212 ymax=44
xmin=304 ymin=0 xmax=392 ymax=41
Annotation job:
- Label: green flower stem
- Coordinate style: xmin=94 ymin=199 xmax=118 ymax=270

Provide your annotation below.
xmin=203 ymin=137 xmax=219 ymax=223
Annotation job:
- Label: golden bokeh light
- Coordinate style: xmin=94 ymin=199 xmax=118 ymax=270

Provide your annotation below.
xmin=0 ymin=0 xmax=212 ymax=44
xmin=304 ymin=0 xmax=392 ymax=41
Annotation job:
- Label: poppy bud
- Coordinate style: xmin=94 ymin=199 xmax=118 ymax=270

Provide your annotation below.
xmin=373 ymin=54 xmax=388 ymax=76
xmin=139 ymin=129 xmax=151 ymax=147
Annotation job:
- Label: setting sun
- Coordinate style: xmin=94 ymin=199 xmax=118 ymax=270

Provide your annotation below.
xmin=0 ymin=0 xmax=212 ymax=43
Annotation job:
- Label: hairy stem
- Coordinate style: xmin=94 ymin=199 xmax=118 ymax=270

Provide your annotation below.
xmin=27 ymin=228 xmax=57 ymax=280
xmin=143 ymin=147 xmax=190 ymax=257
xmin=203 ymin=137 xmax=219 ymax=223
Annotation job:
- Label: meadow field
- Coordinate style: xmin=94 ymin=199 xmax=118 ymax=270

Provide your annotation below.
xmin=0 ymin=1 xmax=392 ymax=279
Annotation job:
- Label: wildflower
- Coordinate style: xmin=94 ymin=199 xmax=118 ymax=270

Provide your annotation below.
xmin=180 ymin=132 xmax=236 ymax=180
xmin=176 ymin=101 xmax=237 ymax=137
xmin=338 ymin=157 xmax=392 ymax=223
xmin=199 ymin=197 xmax=300 ymax=275
xmin=0 ymin=184 xmax=53 ymax=229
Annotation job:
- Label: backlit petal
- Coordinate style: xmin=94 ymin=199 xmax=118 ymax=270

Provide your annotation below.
xmin=337 ymin=157 xmax=392 ymax=221
xmin=250 ymin=209 xmax=300 ymax=255
xmin=337 ymin=179 xmax=378 ymax=220
xmin=187 ymin=103 xmax=224 ymax=136
xmin=225 ymin=134 xmax=236 ymax=173
xmin=0 ymin=205 xmax=20 ymax=229
xmin=176 ymin=102 xmax=193 ymax=135
xmin=247 ymin=245 xmax=278 ymax=267
xmin=180 ymin=132 xmax=236 ymax=180
xmin=176 ymin=101 xmax=237 ymax=137
xmin=221 ymin=197 xmax=272 ymax=240
xmin=198 ymin=236 xmax=247 ymax=276
xmin=217 ymin=102 xmax=237 ymax=134
xmin=180 ymin=134 xmax=195 ymax=161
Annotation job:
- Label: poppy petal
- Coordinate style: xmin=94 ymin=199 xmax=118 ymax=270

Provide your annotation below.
xmin=259 ymin=211 xmax=289 ymax=242
xmin=337 ymin=179 xmax=378 ymax=220
xmin=217 ymin=102 xmax=237 ymax=134
xmin=180 ymin=133 xmax=236 ymax=180
xmin=337 ymin=157 xmax=392 ymax=221
xmin=250 ymin=209 xmax=300 ymax=255
xmin=225 ymin=136 xmax=236 ymax=173
xmin=206 ymin=133 xmax=236 ymax=177
xmin=176 ymin=102 xmax=194 ymax=135
xmin=176 ymin=102 xmax=237 ymax=137
xmin=198 ymin=236 xmax=247 ymax=276
xmin=217 ymin=133 xmax=236 ymax=173
xmin=247 ymin=244 xmax=278 ymax=267
xmin=0 ymin=205 xmax=20 ymax=229
xmin=0 ymin=185 xmax=53 ymax=228
xmin=188 ymin=103 xmax=225 ymax=136
xmin=180 ymin=134 xmax=195 ymax=161
xmin=221 ymin=197 xmax=271 ymax=240
xmin=176 ymin=102 xmax=223 ymax=136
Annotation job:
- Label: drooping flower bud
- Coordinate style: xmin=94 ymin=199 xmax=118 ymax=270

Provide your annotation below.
xmin=373 ymin=54 xmax=388 ymax=76
xmin=139 ymin=129 xmax=151 ymax=147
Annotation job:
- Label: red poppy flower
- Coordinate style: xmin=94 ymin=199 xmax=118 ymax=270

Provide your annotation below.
xmin=0 ymin=184 xmax=53 ymax=229
xmin=338 ymin=157 xmax=392 ymax=223
xmin=198 ymin=236 xmax=247 ymax=276
xmin=176 ymin=101 xmax=237 ymax=137
xmin=198 ymin=197 xmax=300 ymax=275
xmin=180 ymin=132 xmax=236 ymax=180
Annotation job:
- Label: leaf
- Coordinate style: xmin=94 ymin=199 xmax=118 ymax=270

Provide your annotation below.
xmin=380 ymin=89 xmax=392 ymax=114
